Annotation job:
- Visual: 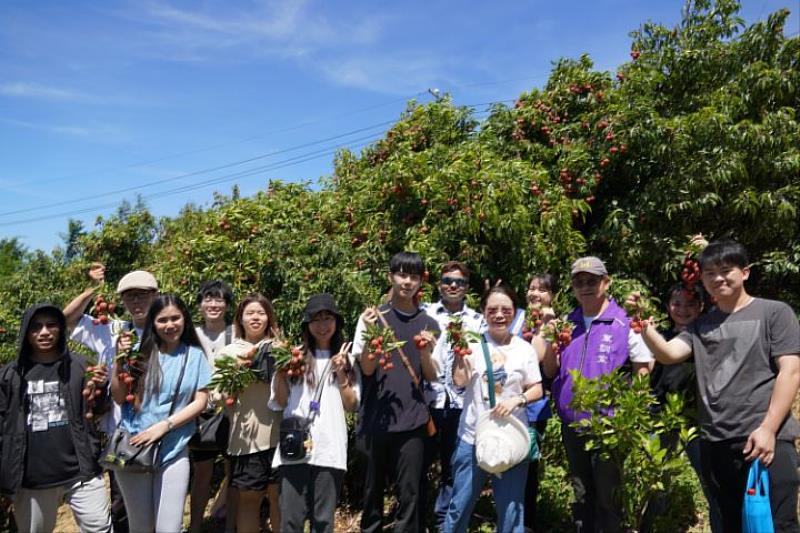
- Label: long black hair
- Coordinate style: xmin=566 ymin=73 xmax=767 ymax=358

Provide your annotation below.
xmin=301 ymin=310 xmax=349 ymax=388
xmin=139 ymin=294 xmax=202 ymax=397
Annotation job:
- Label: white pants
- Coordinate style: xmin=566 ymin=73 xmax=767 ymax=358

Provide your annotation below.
xmin=115 ymin=448 xmax=190 ymax=533
xmin=13 ymin=475 xmax=111 ymax=533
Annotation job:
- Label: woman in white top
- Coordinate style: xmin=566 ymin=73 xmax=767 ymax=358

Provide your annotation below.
xmin=443 ymin=284 xmax=543 ymax=533
xmin=270 ymin=294 xmax=359 ymax=533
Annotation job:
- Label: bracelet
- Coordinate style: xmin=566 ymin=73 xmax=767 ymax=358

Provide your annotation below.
xmin=518 ymin=394 xmax=528 ymax=407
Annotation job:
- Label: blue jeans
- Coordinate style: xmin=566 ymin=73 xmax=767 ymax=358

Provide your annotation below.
xmin=421 ymin=405 xmax=462 ymax=531
xmin=444 ymin=438 xmax=528 ymax=533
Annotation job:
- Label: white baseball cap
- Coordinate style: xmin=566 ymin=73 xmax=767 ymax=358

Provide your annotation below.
xmin=116 ymin=270 xmax=158 ymax=294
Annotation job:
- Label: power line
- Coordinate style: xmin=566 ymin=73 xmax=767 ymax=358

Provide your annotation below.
xmin=0 ymin=138 xmax=378 ymax=227
xmin=0 ymin=120 xmax=395 ymax=218
xmin=0 ymin=107 xmax=498 ymax=227
xmin=3 ymin=91 xmax=429 ymax=189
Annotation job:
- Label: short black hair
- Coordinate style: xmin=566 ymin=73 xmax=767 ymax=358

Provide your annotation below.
xmin=389 ymin=251 xmax=425 ymax=276
xmin=665 ymin=282 xmax=703 ymax=303
xmin=480 ymin=283 xmax=519 ymax=312
xmin=196 ymin=279 xmax=234 ymax=307
xmin=441 ymin=260 xmax=470 ymax=279
xmin=698 ymin=239 xmax=749 ymax=270
xmin=528 ymin=273 xmax=557 ymax=294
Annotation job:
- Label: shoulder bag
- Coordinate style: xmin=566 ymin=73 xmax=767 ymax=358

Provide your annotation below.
xmin=475 ymin=337 xmax=532 ymax=473
xmin=189 ymin=328 xmax=233 ymax=451
xmin=279 ymin=357 xmax=333 ymax=461
xmin=100 ymin=349 xmax=188 ymax=473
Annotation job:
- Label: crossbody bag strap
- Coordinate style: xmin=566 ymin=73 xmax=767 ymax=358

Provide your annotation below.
xmin=306 ymin=357 xmax=334 ymax=426
xmin=375 ymin=308 xmax=421 ymax=388
xmin=166 ymin=347 xmax=189 ymax=418
xmin=480 ymin=337 xmax=496 ymax=408
xmin=224 ymin=325 xmax=233 ymax=346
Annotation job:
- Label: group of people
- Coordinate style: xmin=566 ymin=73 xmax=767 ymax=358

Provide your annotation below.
xmin=0 ymin=238 xmax=797 ymax=533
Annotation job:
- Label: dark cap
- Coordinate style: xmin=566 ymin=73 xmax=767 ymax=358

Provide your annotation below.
xmin=570 ymin=256 xmax=608 ymax=277
xmin=303 ymin=293 xmax=343 ymax=325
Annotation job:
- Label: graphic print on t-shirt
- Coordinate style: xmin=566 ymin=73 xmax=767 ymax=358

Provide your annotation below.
xmin=27 ymin=380 xmax=69 ymax=432
xmin=481 ymin=348 xmax=509 ymax=400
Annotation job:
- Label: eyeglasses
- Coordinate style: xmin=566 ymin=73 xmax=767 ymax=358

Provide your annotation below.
xmin=571 ymin=276 xmax=602 ymax=289
xmin=441 ymin=277 xmax=468 ymax=287
xmin=121 ymin=290 xmax=154 ymax=302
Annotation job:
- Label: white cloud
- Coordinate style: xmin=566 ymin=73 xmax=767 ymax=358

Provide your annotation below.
xmin=0 ymin=82 xmax=87 ymax=102
xmin=126 ymin=0 xmax=383 ymax=60
xmin=1 ymin=118 xmax=90 ymax=137
xmin=319 ymin=54 xmax=456 ymax=95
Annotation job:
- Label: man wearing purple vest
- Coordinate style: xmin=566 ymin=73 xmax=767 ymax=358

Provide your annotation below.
xmin=543 ymin=256 xmax=651 ymax=533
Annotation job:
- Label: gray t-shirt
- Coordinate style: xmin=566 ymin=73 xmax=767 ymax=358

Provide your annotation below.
xmin=678 ymin=298 xmax=800 ymax=442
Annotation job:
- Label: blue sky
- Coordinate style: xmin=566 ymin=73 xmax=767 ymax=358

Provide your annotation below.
xmin=1 ymin=1 xmax=796 ymax=252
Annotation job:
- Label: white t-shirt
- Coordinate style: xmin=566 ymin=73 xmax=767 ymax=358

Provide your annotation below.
xmin=195 ymin=325 xmax=233 ymax=363
xmin=70 ymin=314 xmax=143 ymax=434
xmin=457 ymin=335 xmax=541 ymax=445
xmin=583 ymin=315 xmax=652 ymax=363
xmin=269 ymin=349 xmax=360 ymax=471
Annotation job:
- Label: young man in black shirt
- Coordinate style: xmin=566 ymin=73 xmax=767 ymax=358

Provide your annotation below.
xmin=0 ymin=304 xmax=111 ymax=532
xmin=352 ymin=252 xmax=441 ymax=533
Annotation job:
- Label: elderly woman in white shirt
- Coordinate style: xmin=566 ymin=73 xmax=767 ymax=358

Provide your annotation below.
xmin=443 ymin=284 xmax=543 ymax=533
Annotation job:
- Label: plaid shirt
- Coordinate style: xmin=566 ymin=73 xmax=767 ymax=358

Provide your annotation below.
xmin=423 ymin=301 xmax=485 ymax=409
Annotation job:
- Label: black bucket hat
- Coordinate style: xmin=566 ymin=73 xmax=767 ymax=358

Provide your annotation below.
xmin=302 ymin=293 xmax=344 ymax=328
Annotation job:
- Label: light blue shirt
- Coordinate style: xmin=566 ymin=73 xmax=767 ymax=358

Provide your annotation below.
xmin=423 ymin=301 xmax=486 ymax=409
xmin=120 ymin=344 xmax=211 ymax=465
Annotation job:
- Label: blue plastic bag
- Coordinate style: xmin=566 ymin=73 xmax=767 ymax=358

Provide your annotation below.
xmin=742 ymin=459 xmax=774 ymax=533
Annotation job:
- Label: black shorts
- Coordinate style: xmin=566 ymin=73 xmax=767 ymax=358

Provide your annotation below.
xmin=229 ymin=448 xmax=279 ymax=491
xmin=189 ymin=447 xmax=220 ymax=463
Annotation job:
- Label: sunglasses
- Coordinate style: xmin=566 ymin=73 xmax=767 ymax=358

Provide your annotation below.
xmin=441 ymin=277 xmax=468 ymax=287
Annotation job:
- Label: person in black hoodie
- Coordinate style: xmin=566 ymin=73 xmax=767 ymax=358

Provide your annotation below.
xmin=0 ymin=304 xmax=112 ymax=533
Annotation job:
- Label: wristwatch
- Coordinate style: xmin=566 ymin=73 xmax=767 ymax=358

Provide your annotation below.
xmin=165 ymin=418 xmax=174 ymax=431
xmin=518 ymin=394 xmax=528 ymax=407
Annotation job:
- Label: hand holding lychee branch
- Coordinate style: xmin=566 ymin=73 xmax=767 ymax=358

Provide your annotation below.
xmin=208 ymin=352 xmax=262 ymax=407
xmin=446 ymin=316 xmax=480 ymax=357
xmin=522 ymin=304 xmax=549 ymax=341
xmin=114 ymin=329 xmax=146 ymax=407
xmin=623 ymin=292 xmax=659 ymax=333
xmin=361 ymin=323 xmax=406 ymax=371
xmin=413 ymin=329 xmax=439 ymax=356
xmin=82 ymin=361 xmax=108 ymax=420
xmin=542 ymin=318 xmax=574 ymax=354
xmin=89 ymin=291 xmax=120 ymax=326
xmin=272 ymin=344 xmax=308 ymax=382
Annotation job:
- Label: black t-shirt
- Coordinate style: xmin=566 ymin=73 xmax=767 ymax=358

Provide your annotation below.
xmin=356 ymin=305 xmax=440 ymax=434
xmin=21 ymin=360 xmax=81 ymax=489
xmin=650 ymin=329 xmax=696 ymax=416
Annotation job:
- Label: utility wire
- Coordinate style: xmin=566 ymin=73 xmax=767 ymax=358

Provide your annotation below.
xmin=4 ymin=91 xmax=429 ymax=189
xmin=0 ymin=120 xmax=395 ymax=217
xmin=0 ymin=107 xmax=497 ymax=227
xmin=0 ymin=138 xmax=378 ymax=227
